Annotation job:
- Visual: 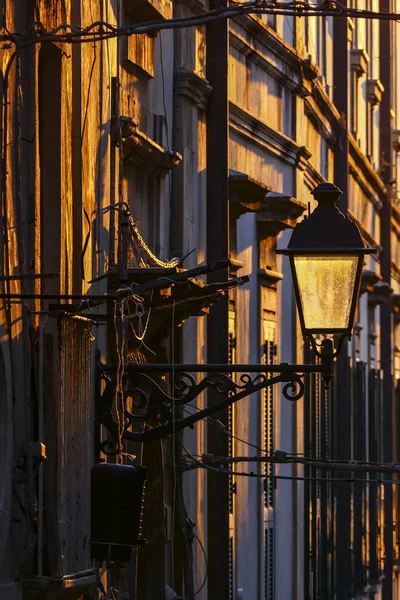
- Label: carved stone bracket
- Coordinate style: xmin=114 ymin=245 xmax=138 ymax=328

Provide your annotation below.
xmin=229 ymin=170 xmax=271 ymax=219
xmin=257 ymin=191 xmax=307 ymax=239
xmin=350 ymin=49 xmax=369 ymax=77
xmin=360 ymin=269 xmax=382 ymax=295
xmin=301 ymin=56 xmax=319 ymax=82
xmin=392 ymin=294 xmax=400 ymax=321
xmin=367 ymin=281 xmax=392 ymax=308
xmin=366 ymin=79 xmax=385 ymax=106
xmin=178 ymin=67 xmax=213 ymax=110
xmin=392 ymin=129 xmax=400 ymax=152
xmin=121 ymin=122 xmax=182 ymax=175
xmin=258 ymin=268 xmax=283 ymax=285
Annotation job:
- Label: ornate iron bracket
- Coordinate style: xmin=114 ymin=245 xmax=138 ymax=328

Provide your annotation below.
xmin=96 ymin=353 xmax=333 ymax=453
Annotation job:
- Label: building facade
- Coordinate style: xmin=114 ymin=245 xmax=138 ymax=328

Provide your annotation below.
xmin=1 ymin=0 xmax=400 ymax=599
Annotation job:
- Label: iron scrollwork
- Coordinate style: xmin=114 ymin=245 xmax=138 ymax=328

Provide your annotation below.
xmin=96 ymin=364 xmax=309 ymax=452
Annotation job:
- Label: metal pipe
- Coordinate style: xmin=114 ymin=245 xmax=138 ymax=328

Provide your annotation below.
xmin=98 ymin=362 xmax=325 ymax=374
xmin=333 ymin=7 xmax=352 ymax=597
xmin=206 ymin=1 xmax=230 ymax=595
xmin=379 ymin=1 xmax=394 ymax=595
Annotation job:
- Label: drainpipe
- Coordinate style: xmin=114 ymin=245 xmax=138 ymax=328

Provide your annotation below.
xmin=379 ymin=2 xmax=394 ymax=597
xmin=206 ymin=1 xmax=230 ymax=598
xmin=333 ymin=12 xmax=352 ymax=600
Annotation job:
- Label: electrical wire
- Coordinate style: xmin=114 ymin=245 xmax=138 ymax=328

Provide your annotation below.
xmin=5 ymin=1 xmax=400 ymax=52
xmin=181 ymin=452 xmax=400 ymax=485
xmin=182 ymin=404 xmax=268 ymax=454
xmin=191 ymin=525 xmax=209 ymax=597
xmin=171 ymin=300 xmax=177 ymax=588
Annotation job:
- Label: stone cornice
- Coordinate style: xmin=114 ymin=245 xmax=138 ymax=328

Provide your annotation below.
xmin=348 ymin=209 xmax=381 ymax=253
xmin=229 ymin=101 xmax=305 ymax=166
xmin=303 ymin=160 xmax=325 ymax=191
xmin=311 ymin=81 xmax=341 ymax=133
xmin=231 ymin=14 xmax=300 ymax=72
xmin=177 ymin=67 xmax=212 ymax=110
xmin=257 ymin=192 xmax=307 ymax=238
xmin=348 ymin=134 xmax=386 ymax=206
xmin=229 ymin=28 xmax=301 ymax=94
xmin=304 ymin=97 xmax=336 ymax=146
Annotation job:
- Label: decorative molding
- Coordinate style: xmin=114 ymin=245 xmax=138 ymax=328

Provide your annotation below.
xmin=348 ymin=134 xmax=386 ymax=202
xmin=312 ymin=80 xmax=341 ymax=126
xmin=257 ymin=192 xmax=307 ymax=238
xmin=350 ymin=49 xmax=369 ymax=77
xmin=231 ymin=14 xmax=300 ymax=72
xmin=121 ymin=121 xmax=182 ymax=175
xmin=304 ymin=97 xmax=336 ymax=146
xmin=228 ymin=258 xmax=244 ymax=274
xmin=229 ymin=102 xmax=327 ymax=188
xmin=258 ymin=268 xmax=283 ymax=285
xmin=301 ymin=56 xmax=319 ymax=81
xmin=360 ymin=269 xmax=382 ymax=294
xmin=348 ymin=209 xmax=381 ymax=253
xmin=392 ymin=261 xmax=400 ymax=283
xmin=229 ymin=29 xmax=302 ymax=94
xmin=367 ymin=281 xmax=393 ymax=308
xmin=392 ymin=129 xmax=400 ymax=152
xmin=366 ymin=79 xmax=385 ymax=106
xmin=177 ymin=67 xmax=212 ymax=110
xmin=229 ymin=101 xmax=305 ymax=167
xmin=347 ymin=17 xmax=355 ymax=42
xmin=303 ymin=159 xmax=325 ymax=191
xmin=229 ymin=170 xmax=271 ymax=218
xmin=392 ymin=294 xmax=400 ymax=319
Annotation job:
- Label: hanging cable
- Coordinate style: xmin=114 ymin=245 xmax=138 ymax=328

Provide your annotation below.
xmin=5 ymin=1 xmax=400 ymax=52
xmin=128 ymin=212 xmax=180 ymax=269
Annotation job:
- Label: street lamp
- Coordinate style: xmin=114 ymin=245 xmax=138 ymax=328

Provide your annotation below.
xmin=96 ymin=181 xmax=376 ymax=448
xmin=277 ymin=182 xmax=375 ymax=358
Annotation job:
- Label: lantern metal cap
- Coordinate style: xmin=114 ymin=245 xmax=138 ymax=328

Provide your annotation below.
xmin=276 ymin=183 xmax=376 ymax=254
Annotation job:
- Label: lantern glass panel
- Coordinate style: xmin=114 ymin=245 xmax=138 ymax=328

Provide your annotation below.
xmin=293 ymin=255 xmax=359 ymax=330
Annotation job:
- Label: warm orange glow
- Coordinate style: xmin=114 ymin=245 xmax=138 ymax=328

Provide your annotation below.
xmin=293 ymin=255 xmax=359 ymax=330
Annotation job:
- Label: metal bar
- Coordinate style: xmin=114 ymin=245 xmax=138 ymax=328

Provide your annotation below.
xmin=0 ymin=273 xmax=60 ymax=280
xmin=379 ymin=2 xmax=394 ymax=596
xmin=0 ymin=293 xmax=115 ymax=301
xmin=119 ymin=374 xmax=286 ymax=443
xmin=333 ymin=8 xmax=352 ymax=597
xmin=0 ymin=264 xmax=246 ymax=302
xmin=207 ymin=456 xmax=400 ymax=475
xmin=98 ymin=362 xmax=325 ymax=374
xmin=205 ymin=4 xmax=229 ymax=593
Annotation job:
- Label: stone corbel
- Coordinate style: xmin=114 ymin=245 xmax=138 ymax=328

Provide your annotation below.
xmin=350 ymin=49 xmax=369 ymax=78
xmin=178 ymin=67 xmax=213 ymax=110
xmin=392 ymin=129 xmax=400 ymax=152
xmin=229 ymin=170 xmax=271 ymax=219
xmin=296 ymin=146 xmax=312 ymax=172
xmin=258 ymin=267 xmax=283 ymax=286
xmin=366 ymin=79 xmax=384 ymax=107
xmin=121 ymin=121 xmax=182 ymax=175
xmin=360 ymin=269 xmax=382 ymax=295
xmin=301 ymin=56 xmax=319 ymax=82
xmin=367 ymin=281 xmax=392 ymax=308
xmin=392 ymin=294 xmax=400 ymax=322
xmin=257 ymin=192 xmax=307 ymax=239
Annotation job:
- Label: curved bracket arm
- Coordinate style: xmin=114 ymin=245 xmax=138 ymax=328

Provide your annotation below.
xmin=96 ymin=369 xmax=306 ymax=447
